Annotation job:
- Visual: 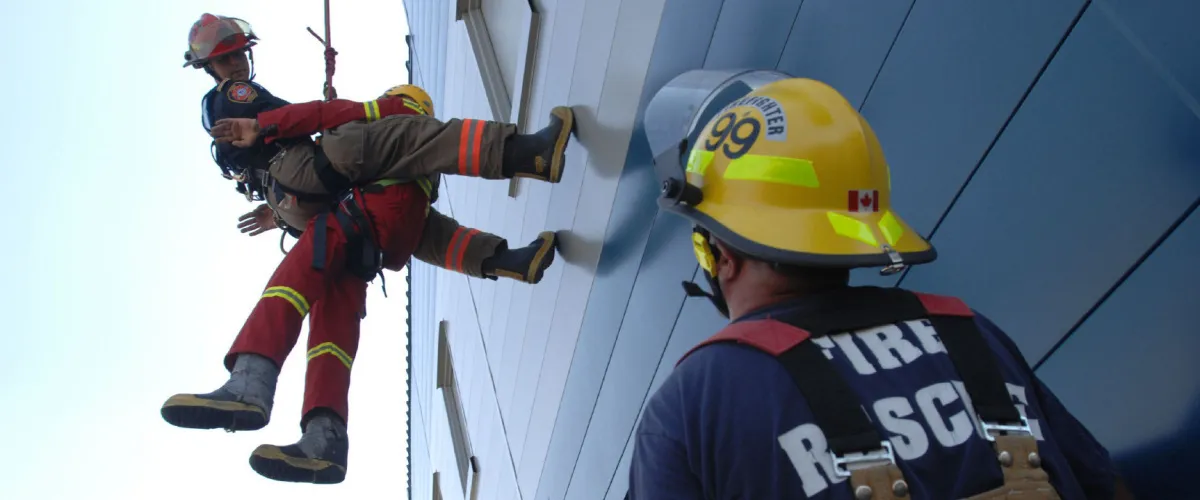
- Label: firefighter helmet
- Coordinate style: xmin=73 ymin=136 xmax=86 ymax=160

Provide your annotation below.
xmin=665 ymin=77 xmax=936 ymax=278
xmin=381 ymin=84 xmax=435 ymax=117
xmin=183 ymin=13 xmax=258 ymax=68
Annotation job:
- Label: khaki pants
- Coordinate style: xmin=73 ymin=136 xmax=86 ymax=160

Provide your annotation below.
xmin=413 ymin=207 xmax=505 ymax=279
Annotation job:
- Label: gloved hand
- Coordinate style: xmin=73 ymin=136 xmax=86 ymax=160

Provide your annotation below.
xmin=211 ymin=118 xmax=262 ymax=148
xmin=238 ymin=203 xmax=278 ymax=236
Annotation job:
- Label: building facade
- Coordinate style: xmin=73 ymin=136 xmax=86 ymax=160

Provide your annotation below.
xmin=403 ymin=0 xmax=1200 ymax=498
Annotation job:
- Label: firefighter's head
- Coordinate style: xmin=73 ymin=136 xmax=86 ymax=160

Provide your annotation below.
xmin=663 ymin=77 xmax=936 ymax=319
xmin=381 ymin=84 xmax=436 ymax=117
xmin=183 ymin=13 xmax=258 ymax=82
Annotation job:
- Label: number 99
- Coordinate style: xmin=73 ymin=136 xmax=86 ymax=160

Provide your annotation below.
xmin=702 ymin=111 xmax=761 ymax=160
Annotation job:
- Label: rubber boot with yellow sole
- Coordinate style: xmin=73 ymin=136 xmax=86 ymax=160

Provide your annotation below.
xmin=249 ymin=411 xmax=349 ymax=484
xmin=482 ymin=231 xmax=558 ymax=284
xmin=502 ymin=106 xmax=576 ymax=183
xmin=160 ymin=353 xmax=277 ymax=432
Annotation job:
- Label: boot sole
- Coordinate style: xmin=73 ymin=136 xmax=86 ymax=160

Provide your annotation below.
xmin=546 ymin=106 xmax=575 ymax=183
xmin=250 ymin=445 xmax=347 ymax=484
xmin=525 ymin=231 xmax=557 ymax=284
xmin=161 ymin=394 xmax=268 ymax=431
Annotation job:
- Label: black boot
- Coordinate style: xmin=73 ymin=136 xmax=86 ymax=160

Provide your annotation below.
xmin=481 ymin=231 xmax=557 ymax=284
xmin=502 ymin=106 xmax=575 ymax=183
xmin=249 ymin=411 xmax=349 ymax=484
xmin=160 ymin=353 xmax=278 ymax=432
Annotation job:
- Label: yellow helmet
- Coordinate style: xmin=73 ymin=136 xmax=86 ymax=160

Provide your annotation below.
xmin=381 ymin=83 xmax=435 ymax=117
xmin=663 ymin=77 xmax=936 ymax=275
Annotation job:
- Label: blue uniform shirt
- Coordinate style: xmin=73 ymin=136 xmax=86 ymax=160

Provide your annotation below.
xmin=201 ymin=79 xmax=295 ymax=176
xmin=629 ymin=292 xmax=1118 ymax=499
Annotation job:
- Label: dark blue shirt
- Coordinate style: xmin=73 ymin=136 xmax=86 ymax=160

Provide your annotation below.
xmin=629 ymin=290 xmax=1118 ymax=499
xmin=200 ymin=79 xmax=296 ymax=177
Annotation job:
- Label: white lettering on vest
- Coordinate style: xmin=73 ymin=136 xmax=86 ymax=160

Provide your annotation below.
xmin=907 ymin=319 xmax=946 ymax=355
xmin=873 ymin=397 xmax=929 ymax=460
xmin=777 ymin=423 xmax=847 ymax=497
xmin=856 ymin=324 xmax=925 ymax=370
xmin=829 ymin=334 xmax=877 ymax=375
xmin=777 ymin=380 xmax=1043 ymax=497
xmin=915 ymin=382 xmax=975 ymax=447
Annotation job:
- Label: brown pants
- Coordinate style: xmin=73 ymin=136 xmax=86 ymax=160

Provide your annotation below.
xmin=269 ymin=114 xmax=517 ymax=196
xmin=413 ymin=207 xmax=505 ymax=279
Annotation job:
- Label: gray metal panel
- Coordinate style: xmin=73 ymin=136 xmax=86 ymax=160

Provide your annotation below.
xmin=513 ymin=0 xmax=594 ymax=493
xmin=565 ymin=212 xmax=696 ymax=498
xmin=503 ymin=0 xmax=562 ymax=468
xmin=1036 ymin=205 xmax=1200 ymax=499
xmin=901 ymin=4 xmax=1200 ymax=363
xmin=529 ymin=0 xmax=724 ymax=497
xmin=702 ymin=0 xmax=803 ymax=70
xmin=851 ymin=0 xmax=1085 ymax=288
xmin=1100 ymin=0 xmax=1200 ymax=102
xmin=604 ymin=267 xmax=725 ymax=499
xmin=774 ymin=0 xmax=913 ymax=108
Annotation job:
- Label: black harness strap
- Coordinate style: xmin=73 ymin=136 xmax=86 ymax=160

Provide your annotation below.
xmin=738 ymin=287 xmax=1026 ymax=460
xmin=312 ymin=145 xmax=353 ymax=195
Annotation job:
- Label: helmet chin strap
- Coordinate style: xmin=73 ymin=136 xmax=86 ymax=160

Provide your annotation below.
xmin=681 ymin=277 xmax=730 ymax=319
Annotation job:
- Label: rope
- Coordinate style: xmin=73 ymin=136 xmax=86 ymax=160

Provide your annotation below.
xmin=307 ymin=0 xmax=336 ymax=101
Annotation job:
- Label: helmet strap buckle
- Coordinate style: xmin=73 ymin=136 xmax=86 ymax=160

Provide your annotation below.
xmin=879 ymin=245 xmax=907 ymax=276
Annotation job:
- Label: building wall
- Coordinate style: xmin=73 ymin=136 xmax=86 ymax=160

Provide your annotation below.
xmin=408 ymin=0 xmax=1200 ymax=499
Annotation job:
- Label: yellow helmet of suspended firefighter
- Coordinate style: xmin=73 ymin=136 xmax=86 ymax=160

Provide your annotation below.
xmin=663 ymin=77 xmax=936 ymax=282
xmin=381 ymin=84 xmax=435 ymax=117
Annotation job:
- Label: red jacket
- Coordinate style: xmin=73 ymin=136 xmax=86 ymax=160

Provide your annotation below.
xmin=257 ymin=97 xmax=426 ymax=144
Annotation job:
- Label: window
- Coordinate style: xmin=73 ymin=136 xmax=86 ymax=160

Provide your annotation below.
xmin=455 ymin=0 xmax=541 ymax=198
xmin=437 ymin=320 xmax=474 ymax=492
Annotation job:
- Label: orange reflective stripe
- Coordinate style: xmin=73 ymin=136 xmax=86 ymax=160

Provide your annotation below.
xmin=458 ymin=121 xmax=471 ymax=175
xmin=444 ymin=227 xmax=466 ymax=269
xmin=453 ymin=229 xmax=481 ymax=272
xmin=471 ymin=121 xmax=485 ymax=177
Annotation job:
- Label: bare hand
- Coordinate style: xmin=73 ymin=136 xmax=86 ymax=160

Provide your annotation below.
xmin=211 ymin=118 xmax=262 ymax=147
xmin=237 ymin=203 xmax=277 ymax=236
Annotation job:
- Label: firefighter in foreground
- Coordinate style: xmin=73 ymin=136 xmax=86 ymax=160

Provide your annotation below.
xmin=627 ymin=78 xmax=1129 ymax=499
xmin=184 ymin=13 xmax=564 ymax=283
xmin=160 ymin=14 xmax=572 ymax=484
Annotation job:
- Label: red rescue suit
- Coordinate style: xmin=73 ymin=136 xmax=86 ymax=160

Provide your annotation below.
xmin=226 ymin=180 xmax=428 ymax=424
xmin=256 ymin=96 xmax=426 ymax=143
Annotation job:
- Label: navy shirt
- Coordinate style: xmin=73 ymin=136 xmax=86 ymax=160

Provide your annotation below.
xmin=629 ymin=290 xmax=1118 ymax=499
xmin=200 ymin=79 xmax=297 ymax=176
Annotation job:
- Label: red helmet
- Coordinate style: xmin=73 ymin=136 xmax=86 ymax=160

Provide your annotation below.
xmin=183 ymin=13 xmax=258 ymax=68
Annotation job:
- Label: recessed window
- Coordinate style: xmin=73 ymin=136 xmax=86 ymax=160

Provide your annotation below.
xmin=437 ymin=320 xmax=474 ymax=492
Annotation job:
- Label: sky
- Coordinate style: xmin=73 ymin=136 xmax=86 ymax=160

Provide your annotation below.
xmin=0 ymin=1 xmax=414 ymax=497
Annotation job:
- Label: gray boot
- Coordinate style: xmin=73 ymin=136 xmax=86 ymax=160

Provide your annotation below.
xmin=249 ymin=411 xmax=350 ymax=484
xmin=160 ymin=353 xmax=279 ymax=432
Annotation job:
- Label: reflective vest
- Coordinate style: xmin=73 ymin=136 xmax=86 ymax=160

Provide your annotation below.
xmin=677 ymin=288 xmax=1062 ymax=500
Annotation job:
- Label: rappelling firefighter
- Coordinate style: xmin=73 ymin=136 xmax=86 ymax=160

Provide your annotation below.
xmin=161 ymin=13 xmax=573 ymax=485
xmin=183 ymin=12 xmax=568 ymax=283
xmin=626 ymin=78 xmax=1132 ymax=499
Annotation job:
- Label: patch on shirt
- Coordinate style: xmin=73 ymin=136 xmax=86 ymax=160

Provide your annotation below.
xmin=227 ymin=82 xmax=258 ymax=103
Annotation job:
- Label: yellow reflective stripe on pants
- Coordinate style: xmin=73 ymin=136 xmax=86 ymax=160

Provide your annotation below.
xmin=262 ymin=286 xmax=311 ymax=317
xmin=307 ymin=342 xmax=354 ymax=370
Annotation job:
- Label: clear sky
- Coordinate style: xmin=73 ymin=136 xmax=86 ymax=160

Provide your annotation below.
xmin=0 ymin=1 xmax=413 ymax=497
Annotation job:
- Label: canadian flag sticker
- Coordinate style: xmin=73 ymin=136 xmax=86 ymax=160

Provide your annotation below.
xmin=848 ymin=190 xmax=880 ymax=213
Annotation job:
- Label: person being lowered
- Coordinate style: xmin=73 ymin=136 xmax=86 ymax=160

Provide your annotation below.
xmin=183 ymin=12 xmax=565 ymax=283
xmin=161 ymin=13 xmax=575 ymax=485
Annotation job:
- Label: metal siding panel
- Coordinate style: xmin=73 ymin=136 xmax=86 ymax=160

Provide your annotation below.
xmin=1098 ymin=0 xmax=1200 ymax=101
xmin=566 ymin=213 xmax=695 ymax=498
xmin=1036 ymin=206 xmax=1200 ymax=499
xmin=501 ymin=0 xmax=558 ymax=458
xmin=703 ymin=0 xmax=803 ymax=70
xmin=605 ymin=267 xmax=724 ymax=499
xmin=514 ymin=0 xmax=589 ymax=493
xmin=518 ymin=0 xmax=723 ymax=495
xmin=774 ymin=0 xmax=914 ymax=108
xmin=901 ymin=6 xmax=1200 ymax=363
xmin=851 ymin=0 xmax=1085 ymax=288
